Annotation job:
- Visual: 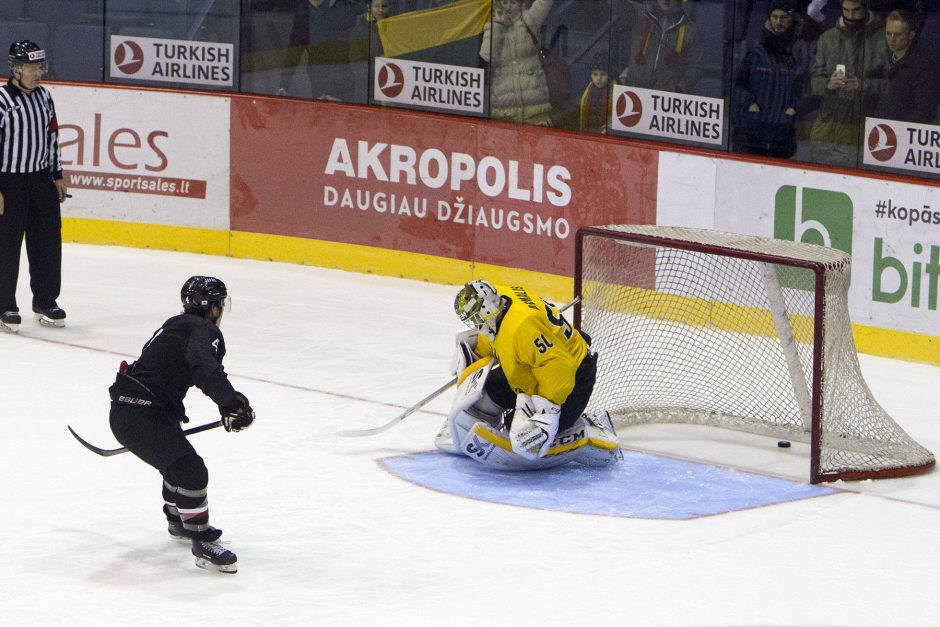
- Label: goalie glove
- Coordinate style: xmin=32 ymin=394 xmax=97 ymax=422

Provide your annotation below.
xmin=509 ymin=393 xmax=561 ymax=460
xmin=449 ymin=328 xmax=481 ymax=376
xmin=221 ymin=391 xmax=255 ymax=432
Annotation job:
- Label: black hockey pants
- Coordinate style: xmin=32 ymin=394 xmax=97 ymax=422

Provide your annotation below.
xmin=110 ymin=404 xmax=211 ymax=530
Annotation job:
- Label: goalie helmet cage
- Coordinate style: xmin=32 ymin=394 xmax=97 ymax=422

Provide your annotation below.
xmin=574 ymin=225 xmax=935 ymax=483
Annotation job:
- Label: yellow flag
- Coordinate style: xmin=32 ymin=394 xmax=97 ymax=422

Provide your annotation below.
xmin=378 ymin=0 xmax=491 ymax=58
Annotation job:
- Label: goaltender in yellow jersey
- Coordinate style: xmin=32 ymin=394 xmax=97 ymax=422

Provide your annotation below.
xmin=475 ymin=284 xmax=589 ymax=406
xmin=441 ymin=280 xmax=620 ymax=469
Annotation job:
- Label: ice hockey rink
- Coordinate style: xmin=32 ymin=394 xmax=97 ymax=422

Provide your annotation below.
xmin=3 ymin=243 xmax=940 ymax=626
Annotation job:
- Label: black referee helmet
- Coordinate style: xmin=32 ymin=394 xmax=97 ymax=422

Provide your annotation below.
xmin=9 ymin=40 xmax=46 ymax=65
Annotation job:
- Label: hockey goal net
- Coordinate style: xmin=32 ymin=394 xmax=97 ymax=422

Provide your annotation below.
xmin=575 ymin=225 xmax=934 ymax=483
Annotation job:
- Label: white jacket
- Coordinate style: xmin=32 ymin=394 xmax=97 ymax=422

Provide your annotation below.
xmin=480 ymin=0 xmax=554 ymax=125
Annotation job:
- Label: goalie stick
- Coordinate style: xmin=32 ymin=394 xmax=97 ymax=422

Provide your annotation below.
xmin=335 ymin=296 xmax=580 ymax=438
xmin=67 ymin=420 xmax=223 ymax=457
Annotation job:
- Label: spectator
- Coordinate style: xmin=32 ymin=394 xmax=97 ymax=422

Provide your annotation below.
xmin=278 ymin=0 xmax=363 ymax=101
xmin=349 ymin=0 xmax=390 ymax=63
xmin=733 ymin=0 xmax=803 ymax=158
xmin=871 ymin=10 xmax=940 ymax=124
xmin=480 ymin=0 xmax=555 ymax=126
xmin=580 ymin=49 xmax=615 ymax=133
xmin=0 ymin=40 xmax=69 ymax=334
xmin=349 ymin=0 xmax=390 ymax=102
xmin=809 ymin=0 xmax=885 ymax=167
xmin=615 ymin=0 xmax=705 ymax=95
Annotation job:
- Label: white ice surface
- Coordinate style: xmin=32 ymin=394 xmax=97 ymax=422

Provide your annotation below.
xmin=2 ymin=243 xmax=940 ymax=626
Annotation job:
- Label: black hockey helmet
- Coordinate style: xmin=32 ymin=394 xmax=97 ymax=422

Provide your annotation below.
xmin=9 ymin=40 xmax=46 ymax=65
xmin=181 ymin=276 xmax=230 ymax=314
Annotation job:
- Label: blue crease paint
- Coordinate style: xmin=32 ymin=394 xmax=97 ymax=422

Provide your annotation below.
xmin=381 ymin=450 xmax=839 ymax=519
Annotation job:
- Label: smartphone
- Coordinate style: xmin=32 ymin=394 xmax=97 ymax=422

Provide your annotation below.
xmin=833 ymin=64 xmax=846 ymax=79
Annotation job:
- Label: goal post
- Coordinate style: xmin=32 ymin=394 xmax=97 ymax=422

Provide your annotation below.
xmin=574 ymin=224 xmax=935 ymax=483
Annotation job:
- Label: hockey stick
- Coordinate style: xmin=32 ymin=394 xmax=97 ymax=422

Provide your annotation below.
xmin=335 ymin=376 xmax=457 ymax=437
xmin=67 ymin=420 xmax=223 ymax=457
xmin=335 ymin=296 xmax=580 ymax=438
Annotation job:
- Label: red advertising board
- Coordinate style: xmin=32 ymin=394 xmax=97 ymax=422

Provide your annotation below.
xmin=230 ymin=96 xmax=658 ymax=276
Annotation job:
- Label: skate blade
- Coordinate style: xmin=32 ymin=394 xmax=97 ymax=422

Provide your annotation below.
xmin=170 ymin=531 xmax=223 ymax=543
xmin=0 ymin=322 xmax=19 ymax=334
xmin=194 ymin=557 xmax=237 ymax=574
xmin=34 ymin=313 xmax=65 ymax=328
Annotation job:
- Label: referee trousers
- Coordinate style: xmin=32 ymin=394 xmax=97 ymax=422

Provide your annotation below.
xmin=0 ymin=171 xmax=62 ymax=312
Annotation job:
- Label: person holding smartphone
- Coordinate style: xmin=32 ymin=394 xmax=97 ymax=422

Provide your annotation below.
xmin=808 ymin=0 xmax=885 ymax=167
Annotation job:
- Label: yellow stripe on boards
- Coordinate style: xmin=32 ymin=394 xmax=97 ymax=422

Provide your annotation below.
xmin=855 ymin=325 xmax=940 ymax=365
xmin=63 ymin=218 xmax=229 ymax=256
xmin=61 ymin=218 xmax=937 ymax=365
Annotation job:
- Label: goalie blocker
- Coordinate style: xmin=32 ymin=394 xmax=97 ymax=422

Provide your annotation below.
xmin=435 ymin=358 xmax=622 ymax=470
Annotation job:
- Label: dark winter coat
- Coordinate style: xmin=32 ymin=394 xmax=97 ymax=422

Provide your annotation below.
xmin=871 ymin=49 xmax=940 ymax=124
xmin=735 ymin=25 xmax=800 ymax=157
xmin=618 ymin=0 xmax=704 ymax=94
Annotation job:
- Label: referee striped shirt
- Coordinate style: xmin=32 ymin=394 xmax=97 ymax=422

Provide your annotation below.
xmin=0 ymin=79 xmax=62 ymax=176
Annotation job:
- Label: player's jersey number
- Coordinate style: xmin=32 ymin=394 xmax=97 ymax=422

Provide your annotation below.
xmin=544 ymin=301 xmax=573 ymax=339
xmin=534 ymin=334 xmax=554 ymax=353
xmin=533 ymin=301 xmax=573 ymax=353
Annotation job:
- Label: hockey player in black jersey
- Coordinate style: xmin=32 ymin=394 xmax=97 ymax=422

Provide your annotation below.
xmin=108 ymin=276 xmax=255 ymax=574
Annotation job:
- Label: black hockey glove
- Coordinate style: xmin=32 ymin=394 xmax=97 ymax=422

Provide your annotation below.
xmin=221 ymin=392 xmax=255 ymax=432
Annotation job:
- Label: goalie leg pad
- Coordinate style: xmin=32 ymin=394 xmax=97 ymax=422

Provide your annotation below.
xmin=445 ymin=392 xmax=507 ymax=455
xmin=440 ymin=357 xmax=505 ymax=454
xmin=505 ymin=412 xmax=621 ymax=467
xmin=571 ymin=411 xmax=623 ymax=466
xmin=456 ymin=418 xmax=577 ymax=470
xmin=434 ymin=417 xmax=457 ymax=453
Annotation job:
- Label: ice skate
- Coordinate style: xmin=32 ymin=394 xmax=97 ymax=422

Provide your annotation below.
xmin=168 ymin=521 xmax=222 ymax=542
xmin=191 ymin=538 xmax=237 ymax=574
xmin=33 ymin=304 xmax=66 ymax=328
xmin=0 ymin=311 xmax=21 ymax=334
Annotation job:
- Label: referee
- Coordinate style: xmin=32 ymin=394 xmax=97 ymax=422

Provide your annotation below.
xmin=0 ymin=40 xmax=68 ymax=334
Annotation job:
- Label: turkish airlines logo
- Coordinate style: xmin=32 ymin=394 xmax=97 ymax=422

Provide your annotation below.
xmin=376 ymin=61 xmax=404 ymax=98
xmin=867 ymin=123 xmax=897 ymax=162
xmin=615 ymin=91 xmax=643 ymax=127
xmin=113 ymin=40 xmax=145 ymax=75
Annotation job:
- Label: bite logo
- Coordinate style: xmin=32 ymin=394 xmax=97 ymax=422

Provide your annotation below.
xmin=774 ymin=186 xmax=854 ymax=289
xmin=615 ymin=91 xmax=643 ymax=127
xmin=113 ymin=40 xmax=144 ymax=75
xmin=774 ymin=186 xmax=853 ymax=253
xmin=377 ymin=62 xmax=405 ymax=98
xmin=867 ymin=124 xmax=897 ymax=162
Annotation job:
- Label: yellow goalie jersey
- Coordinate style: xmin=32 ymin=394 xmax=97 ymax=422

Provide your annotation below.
xmin=475 ymin=284 xmax=589 ymax=405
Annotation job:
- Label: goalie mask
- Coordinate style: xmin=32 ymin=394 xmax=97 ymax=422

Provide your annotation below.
xmin=455 ymin=280 xmax=502 ymax=338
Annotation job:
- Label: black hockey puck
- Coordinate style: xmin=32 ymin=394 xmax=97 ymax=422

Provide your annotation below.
xmin=777 ymin=440 xmax=791 ymax=448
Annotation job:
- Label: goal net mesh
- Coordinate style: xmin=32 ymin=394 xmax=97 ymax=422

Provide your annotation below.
xmin=577 ymin=225 xmax=934 ymax=482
